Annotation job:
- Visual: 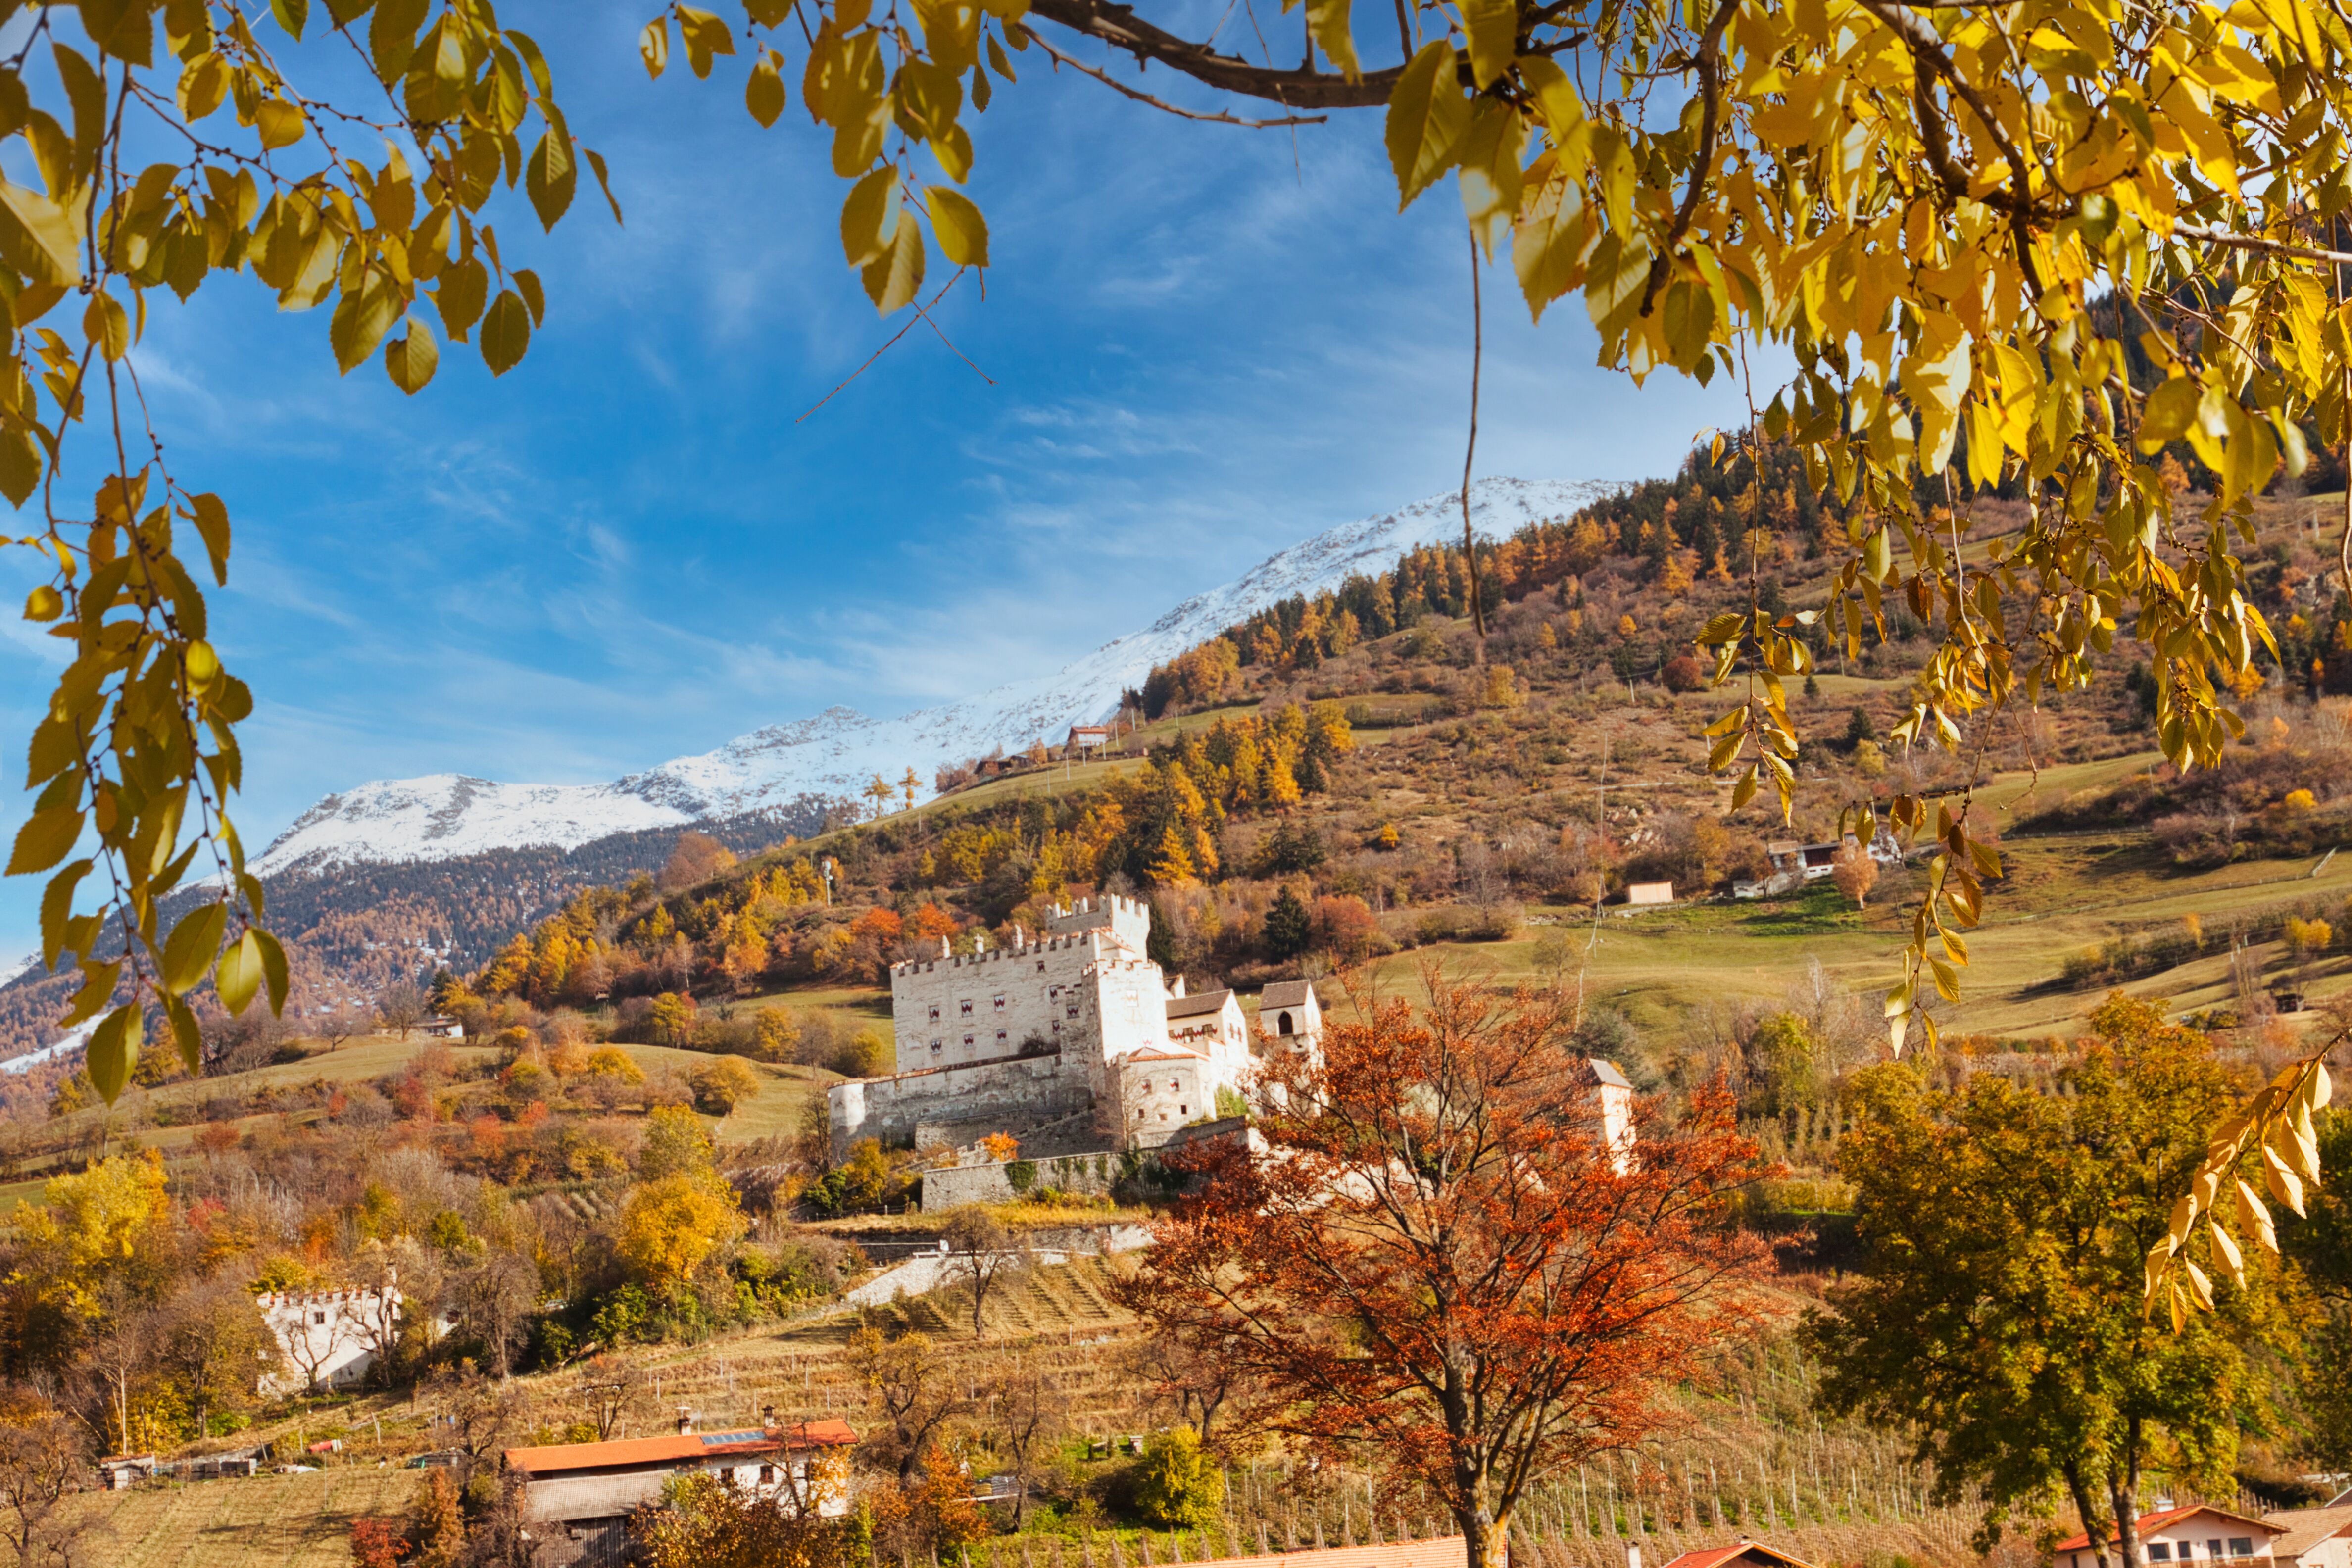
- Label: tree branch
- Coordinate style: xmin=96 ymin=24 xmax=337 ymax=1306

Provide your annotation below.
xmin=1030 ymin=32 xmax=1332 ymax=125
xmin=1021 ymin=0 xmax=1404 ymax=107
xmin=2174 ymin=222 xmax=2352 ymax=267
xmin=1639 ymin=0 xmax=1741 ymax=318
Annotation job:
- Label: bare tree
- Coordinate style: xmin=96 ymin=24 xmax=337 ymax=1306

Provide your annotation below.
xmin=1122 ymin=1329 xmax=1255 ymax=1448
xmin=940 ymin=1206 xmax=1030 ymax=1340
xmin=317 ymin=1003 xmax=373 ymax=1051
xmin=0 ymin=1399 xmax=99 ymax=1568
xmin=455 ymin=1248 xmax=540 ymax=1381
xmin=376 ymin=982 xmax=427 ymax=1040
xmin=72 ymin=1287 xmax=157 ymax=1456
xmin=984 ymin=1352 xmax=1062 ymax=1527
xmin=574 ymin=1356 xmax=646 ymax=1441
xmin=425 ymin=1366 xmax=531 ymax=1487
xmin=848 ymin=1327 xmax=968 ymax=1482
xmin=351 ymin=1239 xmax=441 ymax=1388
xmin=272 ymin=1292 xmax=353 ymax=1395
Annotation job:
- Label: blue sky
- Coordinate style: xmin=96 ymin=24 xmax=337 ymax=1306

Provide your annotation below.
xmin=0 ymin=3 xmax=1754 ymax=963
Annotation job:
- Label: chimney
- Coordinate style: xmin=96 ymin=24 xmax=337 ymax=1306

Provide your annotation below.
xmin=676 ymin=1408 xmax=694 ymax=1436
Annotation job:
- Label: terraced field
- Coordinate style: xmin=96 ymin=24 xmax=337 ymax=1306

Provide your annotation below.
xmin=53 ymin=1467 xmax=421 ymax=1568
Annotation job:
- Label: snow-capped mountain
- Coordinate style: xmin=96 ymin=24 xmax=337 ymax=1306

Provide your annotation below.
xmin=255 ymin=477 xmax=1620 ymax=877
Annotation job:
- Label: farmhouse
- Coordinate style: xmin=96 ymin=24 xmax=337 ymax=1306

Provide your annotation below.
xmin=2055 ymin=1505 xmax=2283 ymax=1566
xmin=257 ymin=1285 xmax=399 ymax=1394
xmin=827 ymin=897 xmax=1322 ymax=1159
xmin=504 ymin=1415 xmax=856 ymax=1567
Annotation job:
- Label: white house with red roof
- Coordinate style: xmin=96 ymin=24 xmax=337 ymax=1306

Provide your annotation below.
xmin=2054 ymin=1505 xmax=2283 ymax=1567
xmin=503 ymin=1415 xmax=856 ymax=1567
xmin=1658 ymin=1542 xmax=1820 ymax=1568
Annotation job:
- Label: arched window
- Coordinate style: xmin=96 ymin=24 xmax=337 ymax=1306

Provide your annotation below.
xmin=1277 ymin=1011 xmax=1294 ymax=1035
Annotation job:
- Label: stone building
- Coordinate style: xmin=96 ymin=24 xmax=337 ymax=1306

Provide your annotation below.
xmin=257 ymin=1285 xmax=399 ymax=1395
xmin=828 ymin=897 xmax=1318 ymax=1159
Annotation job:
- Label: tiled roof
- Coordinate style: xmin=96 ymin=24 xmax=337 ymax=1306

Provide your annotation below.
xmin=1259 ymin=980 xmax=1318 ymax=1008
xmin=1657 ymin=1543 xmax=1821 ymax=1568
xmin=2262 ymin=1506 xmax=2352 ymax=1558
xmin=504 ymin=1419 xmax=856 ymax=1476
xmin=1177 ymin=1536 xmax=1466 ymax=1568
xmin=1167 ymin=989 xmax=1238 ymax=1019
xmin=2054 ymin=1505 xmax=2279 ymax=1552
xmin=1588 ymin=1058 xmax=1632 ymax=1090
xmin=1123 ymin=1047 xmax=1208 ymax=1064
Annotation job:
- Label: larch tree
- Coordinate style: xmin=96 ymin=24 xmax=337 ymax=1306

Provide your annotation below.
xmin=1118 ymin=963 xmax=1770 ymax=1568
xmin=0 ymin=0 xmax=2338 ymax=1299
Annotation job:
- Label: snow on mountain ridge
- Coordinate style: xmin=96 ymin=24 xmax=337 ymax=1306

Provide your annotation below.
xmin=254 ymin=478 xmax=1620 ymax=876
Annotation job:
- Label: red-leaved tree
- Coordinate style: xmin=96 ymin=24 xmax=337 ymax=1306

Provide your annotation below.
xmin=1120 ymin=963 xmax=1772 ymax=1568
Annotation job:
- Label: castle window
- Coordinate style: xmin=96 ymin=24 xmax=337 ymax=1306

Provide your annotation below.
xmin=1066 ymin=1004 xmax=1079 ymax=1018
xmin=996 ymin=1030 xmax=1008 ymax=1045
xmin=1037 ymin=961 xmax=1045 ymax=973
xmin=960 ymin=999 xmax=973 ymax=1016
xmin=314 ymin=1312 xmax=327 ymax=1325
xmin=1135 ymin=1109 xmax=1145 ymax=1120
xmin=1169 ymin=1078 xmax=1180 ymax=1091
xmin=931 ymin=1041 xmax=943 ymax=1054
xmin=1050 ymin=1018 xmax=1061 ymax=1033
xmin=993 ymin=995 xmax=1006 ymax=1012
xmin=963 ymin=1034 xmax=975 ymax=1048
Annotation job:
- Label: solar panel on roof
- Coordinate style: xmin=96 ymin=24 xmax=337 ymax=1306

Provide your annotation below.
xmin=700 ymin=1432 xmax=769 ymax=1445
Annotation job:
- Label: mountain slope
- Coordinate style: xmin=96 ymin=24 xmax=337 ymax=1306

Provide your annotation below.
xmin=256 ymin=477 xmax=1618 ymax=876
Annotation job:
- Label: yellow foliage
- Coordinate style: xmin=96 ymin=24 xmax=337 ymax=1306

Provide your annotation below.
xmin=584 ymin=1046 xmax=646 ymax=1084
xmin=14 ymin=1151 xmax=173 ymax=1322
xmin=618 ymin=1174 xmax=745 ymax=1289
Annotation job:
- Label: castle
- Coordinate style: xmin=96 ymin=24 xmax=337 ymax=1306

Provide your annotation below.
xmin=825 ymin=896 xmax=1321 ymax=1159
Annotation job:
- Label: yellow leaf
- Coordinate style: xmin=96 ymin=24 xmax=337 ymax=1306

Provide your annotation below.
xmin=1385 ymin=41 xmax=1470 ymax=210
xmin=862 ymin=209 xmax=926 ymax=313
xmin=747 ymin=49 xmax=787 ymax=127
xmin=384 ymin=316 xmax=438 ymax=394
xmin=1512 ymin=149 xmax=1585 ymax=320
xmin=926 ymin=185 xmax=988 ymax=267
xmin=841 ymin=167 xmax=897 ymax=268
xmin=1303 ymin=0 xmax=1359 ymax=79
xmin=1457 ymin=97 xmax=1525 ymax=258
xmin=1461 ymin=0 xmax=1516 ymax=90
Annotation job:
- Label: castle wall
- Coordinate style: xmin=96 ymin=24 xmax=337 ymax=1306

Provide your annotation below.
xmin=829 ymin=1052 xmax=1092 ymax=1157
xmin=920 ymin=1150 xmax=1121 ymax=1208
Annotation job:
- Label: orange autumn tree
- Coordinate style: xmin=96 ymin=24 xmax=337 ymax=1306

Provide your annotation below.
xmin=1120 ymin=965 xmax=1770 ymax=1568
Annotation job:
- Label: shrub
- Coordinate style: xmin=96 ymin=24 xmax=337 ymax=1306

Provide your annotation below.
xmin=1661 ymin=653 xmax=1707 ymax=692
xmin=1132 ymin=1426 xmax=1225 ymax=1528
xmin=688 ymin=1056 xmax=761 ymax=1115
xmin=2287 ymin=916 xmax=2335 ymax=959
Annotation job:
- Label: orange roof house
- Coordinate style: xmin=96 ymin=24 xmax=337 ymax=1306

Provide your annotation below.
xmin=2053 ymin=1505 xmax=2283 ymax=1567
xmin=504 ymin=1417 xmax=857 ymax=1568
xmin=1658 ymin=1541 xmax=1822 ymax=1568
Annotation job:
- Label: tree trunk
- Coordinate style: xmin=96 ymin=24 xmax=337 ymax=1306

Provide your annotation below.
xmin=2109 ymin=1469 xmax=2141 ymax=1568
xmin=2062 ymin=1461 xmax=2111 ymax=1568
